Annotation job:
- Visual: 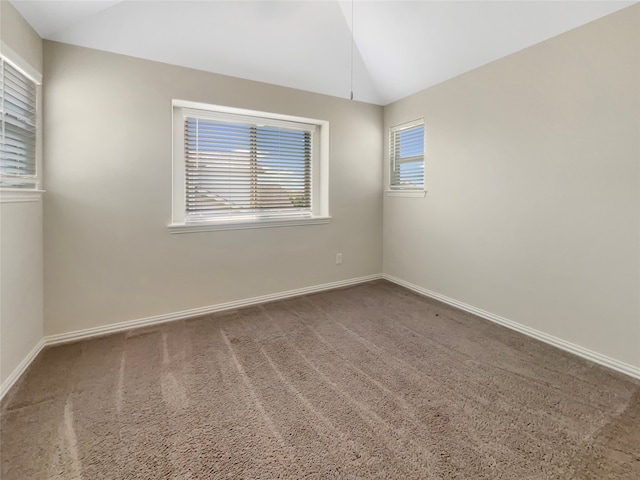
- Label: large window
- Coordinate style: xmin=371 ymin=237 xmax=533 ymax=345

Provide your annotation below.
xmin=171 ymin=101 xmax=329 ymax=232
xmin=0 ymin=55 xmax=40 ymax=190
xmin=389 ymin=119 xmax=424 ymax=192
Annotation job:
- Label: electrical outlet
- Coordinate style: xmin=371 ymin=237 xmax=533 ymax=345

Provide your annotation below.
xmin=336 ymin=253 xmax=343 ymax=264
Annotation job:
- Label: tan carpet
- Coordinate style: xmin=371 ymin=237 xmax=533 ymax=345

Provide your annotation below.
xmin=2 ymin=280 xmax=639 ymax=479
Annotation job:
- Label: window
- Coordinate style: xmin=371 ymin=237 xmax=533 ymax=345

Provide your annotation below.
xmin=0 ymin=55 xmax=40 ymax=190
xmin=389 ymin=119 xmax=424 ymax=193
xmin=171 ymin=101 xmax=330 ymax=232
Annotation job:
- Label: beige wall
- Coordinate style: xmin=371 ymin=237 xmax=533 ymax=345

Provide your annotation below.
xmin=43 ymin=41 xmax=383 ymax=335
xmin=383 ymin=5 xmax=640 ymax=369
xmin=0 ymin=197 xmax=43 ymax=384
xmin=0 ymin=0 xmax=44 ymax=386
xmin=0 ymin=0 xmax=42 ymax=72
xmin=5 ymin=2 xmax=637 ymax=381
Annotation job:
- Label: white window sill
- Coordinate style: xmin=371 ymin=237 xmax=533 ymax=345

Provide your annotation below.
xmin=385 ymin=190 xmax=426 ymax=198
xmin=0 ymin=189 xmax=45 ymax=203
xmin=168 ymin=215 xmax=332 ymax=234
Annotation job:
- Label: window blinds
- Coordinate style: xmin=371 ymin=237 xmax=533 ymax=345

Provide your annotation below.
xmin=184 ymin=115 xmax=313 ymax=221
xmin=390 ymin=122 xmax=424 ymax=190
xmin=0 ymin=57 xmax=38 ymax=189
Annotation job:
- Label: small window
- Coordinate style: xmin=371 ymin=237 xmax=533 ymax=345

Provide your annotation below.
xmin=0 ymin=56 xmax=40 ymax=190
xmin=389 ymin=119 xmax=424 ymax=191
xmin=171 ymin=101 xmax=330 ymax=232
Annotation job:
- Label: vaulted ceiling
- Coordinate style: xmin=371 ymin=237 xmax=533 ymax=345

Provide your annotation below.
xmin=10 ymin=0 xmax=634 ymax=105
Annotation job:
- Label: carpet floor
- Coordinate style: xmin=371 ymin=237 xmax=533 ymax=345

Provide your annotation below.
xmin=1 ymin=280 xmax=639 ymax=479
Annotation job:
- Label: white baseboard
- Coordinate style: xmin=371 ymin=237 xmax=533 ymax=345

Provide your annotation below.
xmin=1 ymin=274 xmax=381 ymax=401
xmin=44 ymin=274 xmax=383 ymax=347
xmin=383 ymin=274 xmax=640 ymax=380
xmin=0 ymin=338 xmax=46 ymax=401
xmin=4 ymin=271 xmax=637 ymax=402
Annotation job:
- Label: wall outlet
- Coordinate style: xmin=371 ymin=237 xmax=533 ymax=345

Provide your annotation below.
xmin=336 ymin=253 xmax=343 ymax=264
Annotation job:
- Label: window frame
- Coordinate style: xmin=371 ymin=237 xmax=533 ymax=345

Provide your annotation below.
xmin=0 ymin=43 xmax=43 ymax=197
xmin=387 ymin=118 xmax=426 ymax=198
xmin=170 ymin=100 xmax=330 ymax=233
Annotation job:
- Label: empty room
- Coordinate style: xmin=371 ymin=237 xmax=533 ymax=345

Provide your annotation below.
xmin=1 ymin=0 xmax=639 ymax=478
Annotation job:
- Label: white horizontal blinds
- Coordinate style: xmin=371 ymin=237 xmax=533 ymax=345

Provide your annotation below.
xmin=0 ymin=58 xmax=38 ymax=188
xmin=390 ymin=121 xmax=424 ymax=190
xmin=184 ymin=114 xmax=312 ymax=220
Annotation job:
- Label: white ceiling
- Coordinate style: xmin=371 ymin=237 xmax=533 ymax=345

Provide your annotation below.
xmin=10 ymin=0 xmax=635 ymax=105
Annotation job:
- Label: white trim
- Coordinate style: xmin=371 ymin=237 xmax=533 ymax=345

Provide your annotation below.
xmin=383 ymin=274 xmax=640 ymax=380
xmin=0 ymin=48 xmax=43 ymax=191
xmin=389 ymin=118 xmax=425 ymax=191
xmin=0 ymin=338 xmax=46 ymax=401
xmin=385 ymin=190 xmax=426 ymax=198
xmin=0 ymin=42 xmax=42 ymax=84
xmin=169 ymin=215 xmax=332 ymax=233
xmin=171 ymin=100 xmax=330 ymax=227
xmin=172 ymin=99 xmax=325 ymax=127
xmin=0 ymin=274 xmax=380 ymax=401
xmin=0 ymin=190 xmax=44 ymax=203
xmin=5 ymin=272 xmax=636 ymax=402
xmin=391 ymin=118 xmax=424 ymax=132
xmin=45 ymin=274 xmax=382 ymax=346
xmin=182 ymin=107 xmax=317 ymax=132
